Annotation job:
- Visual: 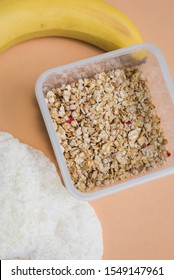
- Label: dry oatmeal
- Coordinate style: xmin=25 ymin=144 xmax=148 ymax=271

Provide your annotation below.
xmin=45 ymin=67 xmax=170 ymax=192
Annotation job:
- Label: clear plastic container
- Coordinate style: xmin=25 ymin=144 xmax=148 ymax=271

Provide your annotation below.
xmin=35 ymin=43 xmax=174 ymax=201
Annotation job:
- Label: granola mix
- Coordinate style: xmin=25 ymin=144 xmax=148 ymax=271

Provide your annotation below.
xmin=45 ymin=67 xmax=170 ymax=192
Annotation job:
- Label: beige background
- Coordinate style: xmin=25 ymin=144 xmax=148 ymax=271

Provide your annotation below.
xmin=0 ymin=0 xmax=174 ymax=259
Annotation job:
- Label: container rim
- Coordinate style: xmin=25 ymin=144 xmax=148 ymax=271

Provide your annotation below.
xmin=35 ymin=43 xmax=174 ymax=97
xmin=35 ymin=42 xmax=174 ymax=201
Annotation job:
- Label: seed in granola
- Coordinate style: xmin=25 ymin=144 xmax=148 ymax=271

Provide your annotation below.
xmin=96 ymin=181 xmax=101 ymax=187
xmin=62 ymin=123 xmax=71 ymax=131
xmin=46 ymin=91 xmax=55 ymax=98
xmin=58 ymin=105 xmax=65 ymax=117
xmin=128 ymin=128 xmax=141 ymax=142
xmin=64 ymin=152 xmax=70 ymax=159
xmin=88 ymin=98 xmax=96 ymax=105
xmin=138 ymin=136 xmax=146 ymax=146
xmin=48 ymin=97 xmax=55 ymax=104
xmin=69 ymin=104 xmax=76 ymax=110
xmin=162 ymin=139 xmax=168 ymax=145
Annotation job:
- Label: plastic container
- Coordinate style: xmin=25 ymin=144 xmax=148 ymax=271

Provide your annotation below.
xmin=35 ymin=43 xmax=174 ymax=201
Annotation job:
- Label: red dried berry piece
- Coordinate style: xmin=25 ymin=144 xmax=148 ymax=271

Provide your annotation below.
xmin=167 ymin=151 xmax=171 ymax=157
xmin=66 ymin=117 xmax=74 ymax=123
xmin=126 ymin=120 xmax=132 ymax=125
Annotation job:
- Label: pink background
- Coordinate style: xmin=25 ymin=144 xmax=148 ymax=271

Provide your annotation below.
xmin=0 ymin=0 xmax=174 ymax=259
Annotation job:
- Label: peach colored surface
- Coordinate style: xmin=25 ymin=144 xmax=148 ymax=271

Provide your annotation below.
xmin=0 ymin=0 xmax=174 ymax=259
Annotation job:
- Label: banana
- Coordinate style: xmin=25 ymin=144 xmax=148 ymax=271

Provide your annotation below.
xmin=0 ymin=0 xmax=143 ymax=54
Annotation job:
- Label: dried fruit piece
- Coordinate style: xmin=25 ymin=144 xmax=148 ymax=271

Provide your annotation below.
xmin=66 ymin=116 xmax=74 ymax=123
